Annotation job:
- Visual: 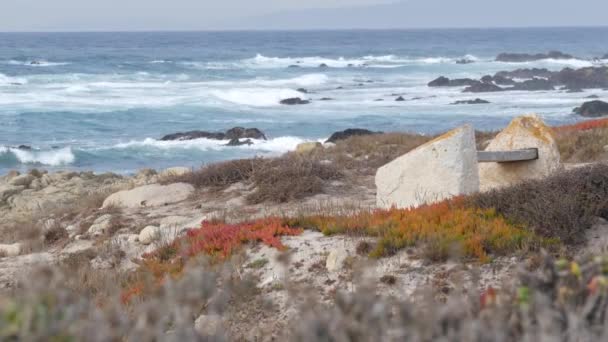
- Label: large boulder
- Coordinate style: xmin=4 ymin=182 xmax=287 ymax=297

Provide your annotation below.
xmin=451 ymin=98 xmax=490 ymax=105
xmin=573 ymin=100 xmax=608 ymax=117
xmin=139 ymin=226 xmax=160 ymax=245
xmin=325 ymin=128 xmax=381 ymax=144
xmin=279 ymin=97 xmax=310 ymax=105
xmin=376 ymin=125 xmax=479 ymax=209
xmin=550 ymin=66 xmax=608 ymax=89
xmin=478 ymin=114 xmax=562 ymax=191
xmin=102 ymin=183 xmax=194 ymax=209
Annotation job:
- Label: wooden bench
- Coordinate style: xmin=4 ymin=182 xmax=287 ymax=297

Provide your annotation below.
xmin=477 ymin=148 xmax=538 ymax=163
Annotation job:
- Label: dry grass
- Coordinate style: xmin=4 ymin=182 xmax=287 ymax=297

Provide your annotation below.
xmin=555 ymin=126 xmax=608 ymax=163
xmin=472 ymin=164 xmax=608 ymax=245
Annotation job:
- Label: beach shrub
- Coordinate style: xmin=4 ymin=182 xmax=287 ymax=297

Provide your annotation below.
xmin=167 ymin=158 xmax=263 ymax=188
xmin=287 ymin=198 xmax=548 ymax=262
xmin=472 ymin=164 xmax=608 ymax=244
xmin=247 ymin=154 xmax=342 ymax=204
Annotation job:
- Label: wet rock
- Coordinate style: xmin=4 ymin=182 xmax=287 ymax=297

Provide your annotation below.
xmin=451 ymin=98 xmax=490 ymax=105
xmin=495 ymin=68 xmax=553 ymax=80
xmin=496 ymin=51 xmax=574 ymax=62
xmin=395 ymin=96 xmax=405 ymax=101
xmin=279 ymin=97 xmax=310 ymax=105
xmin=550 ymin=66 xmax=608 ymax=89
xmin=319 ymin=97 xmax=334 ymax=101
xmin=573 ymin=100 xmax=608 ymax=117
xmin=160 ymin=127 xmax=266 ymax=141
xmin=319 ymin=63 xmax=329 ymax=68
xmin=463 ymin=82 xmax=503 ymax=93
xmin=225 ymin=138 xmax=253 ymax=146
xmin=456 ymin=58 xmax=475 ymax=64
xmin=325 ymin=128 xmax=382 ymax=144
xmin=586 ymin=95 xmax=600 ymax=99
xmin=510 ymin=78 xmax=554 ymax=91
xmin=296 ymin=88 xmax=308 ymax=93
xmin=428 ymin=76 xmax=477 ymax=87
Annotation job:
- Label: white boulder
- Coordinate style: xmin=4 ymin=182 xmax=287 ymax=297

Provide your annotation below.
xmin=0 ymin=243 xmax=22 ymax=257
xmin=138 ymin=226 xmax=160 ymax=245
xmin=159 ymin=167 xmax=191 ymax=178
xmin=102 ymin=183 xmax=194 ymax=209
xmin=326 ymin=247 xmax=349 ymax=272
xmin=375 ymin=125 xmax=479 ymax=209
xmin=296 ymin=142 xmax=322 ymax=154
xmin=479 ymin=114 xmax=562 ymax=191
xmin=87 ymin=214 xmax=113 ymax=236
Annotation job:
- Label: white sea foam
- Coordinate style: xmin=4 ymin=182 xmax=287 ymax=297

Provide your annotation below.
xmin=113 ymin=136 xmax=308 ymax=154
xmin=497 ymin=58 xmax=595 ymax=68
xmin=211 ymin=88 xmax=305 ymax=107
xmin=0 ymin=73 xmax=28 ymax=86
xmin=3 ymin=147 xmax=75 ymax=166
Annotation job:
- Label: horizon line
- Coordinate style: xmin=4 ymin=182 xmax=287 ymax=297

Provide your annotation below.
xmin=1 ymin=25 xmax=607 ymax=34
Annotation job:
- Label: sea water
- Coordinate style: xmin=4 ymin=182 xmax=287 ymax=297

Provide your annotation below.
xmin=1 ymin=28 xmax=607 ymax=174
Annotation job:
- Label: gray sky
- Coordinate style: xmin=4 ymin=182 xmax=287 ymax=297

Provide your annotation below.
xmin=1 ymin=0 xmax=606 ymax=31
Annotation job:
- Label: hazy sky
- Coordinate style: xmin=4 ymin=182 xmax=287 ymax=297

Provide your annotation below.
xmin=1 ymin=0 xmax=606 ymax=31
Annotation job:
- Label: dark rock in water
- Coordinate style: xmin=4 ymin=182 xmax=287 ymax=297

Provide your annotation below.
xmin=225 ymin=138 xmax=253 ymax=146
xmin=319 ymin=63 xmax=329 ymax=68
xmin=496 ymin=51 xmax=574 ymax=62
xmin=395 ymin=96 xmax=405 ymax=101
xmin=374 ymin=99 xmax=384 ymax=102
xmin=288 ymin=65 xmax=300 ymax=68
xmin=325 ymin=128 xmax=382 ymax=144
xmin=336 ymin=86 xmax=344 ymax=90
xmin=160 ymin=127 xmax=266 ymax=141
xmin=9 ymin=82 xmax=23 ymax=86
xmin=319 ymin=97 xmax=334 ymax=101
xmin=550 ymin=67 xmax=608 ymax=90
xmin=573 ymin=100 xmax=608 ymax=117
xmin=456 ymin=58 xmax=475 ymax=64
xmin=347 ymin=64 xmax=354 ymax=67
xmin=30 ymin=60 xmax=42 ymax=65
xmin=428 ymin=76 xmax=477 ymax=87
xmin=586 ymin=95 xmax=600 ymax=99
xmin=225 ymin=127 xmax=266 ymax=140
xmin=296 ymin=88 xmax=308 ymax=93
xmin=492 ymin=75 xmax=517 ymax=86
xmin=160 ymin=131 xmax=225 ymax=141
xmin=510 ymin=78 xmax=555 ymax=91
xmin=428 ymin=76 xmax=450 ymax=87
xmin=463 ymin=82 xmax=503 ymax=93
xmin=495 ymin=68 xmax=554 ymax=80
xmin=17 ymin=145 xmax=32 ymax=150
xmin=280 ymin=97 xmax=310 ymax=105
xmin=451 ymin=98 xmax=490 ymax=105
xmin=602 ymin=54 xmax=608 ymax=60
xmin=481 ymin=75 xmax=494 ymax=83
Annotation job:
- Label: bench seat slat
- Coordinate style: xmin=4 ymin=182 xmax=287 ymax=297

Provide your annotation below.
xmin=477 ymin=148 xmax=538 ymax=163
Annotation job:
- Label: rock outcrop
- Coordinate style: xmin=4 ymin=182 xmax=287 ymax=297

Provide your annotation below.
xmin=376 ymin=125 xmax=479 ymax=209
xmin=451 ymin=99 xmax=490 ymax=105
xmin=325 ymin=129 xmax=381 ymax=144
xmin=279 ymin=97 xmax=310 ymax=105
xmin=573 ymin=100 xmax=608 ymax=117
xmin=479 ymin=114 xmax=562 ymax=191
xmin=428 ymin=77 xmax=478 ymax=87
xmin=463 ymin=82 xmax=503 ymax=93
xmin=160 ymin=127 xmax=266 ymax=142
xmin=102 ymin=183 xmax=194 ymax=209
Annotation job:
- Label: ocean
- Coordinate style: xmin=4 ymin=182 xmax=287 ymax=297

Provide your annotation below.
xmin=1 ymin=27 xmax=607 ymax=175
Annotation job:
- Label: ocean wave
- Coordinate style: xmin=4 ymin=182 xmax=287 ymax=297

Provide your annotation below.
xmin=211 ymin=88 xmax=306 ymax=106
xmin=113 ymin=136 xmax=310 ymax=154
xmin=0 ymin=147 xmax=75 ymax=166
xmin=497 ymin=58 xmax=595 ymax=68
xmin=0 ymin=73 xmax=28 ymax=86
xmin=187 ymin=54 xmax=483 ymax=70
xmin=3 ymin=59 xmax=70 ymax=67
